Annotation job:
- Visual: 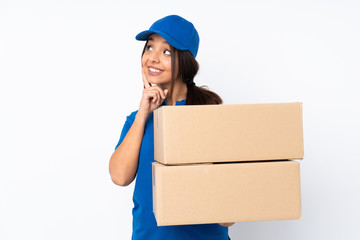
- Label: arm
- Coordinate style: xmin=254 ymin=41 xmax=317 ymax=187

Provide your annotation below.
xmin=109 ymin=69 xmax=168 ymax=186
xmin=109 ymin=112 xmax=148 ymax=186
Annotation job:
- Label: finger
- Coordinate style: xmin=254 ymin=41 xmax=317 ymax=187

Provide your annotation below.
xmin=163 ymin=89 xmax=169 ymax=98
xmin=148 ymin=91 xmax=158 ymax=103
xmin=157 ymin=91 xmax=162 ymax=105
xmin=155 ymin=91 xmax=161 ymax=104
xmin=142 ymin=67 xmax=151 ymax=89
xmin=152 ymin=85 xmax=167 ymax=99
xmin=143 ymin=90 xmax=157 ymax=103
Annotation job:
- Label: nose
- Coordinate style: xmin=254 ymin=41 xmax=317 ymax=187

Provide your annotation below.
xmin=148 ymin=50 xmax=160 ymax=63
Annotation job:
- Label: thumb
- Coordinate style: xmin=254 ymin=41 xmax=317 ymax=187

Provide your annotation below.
xmin=164 ymin=89 xmax=169 ymax=97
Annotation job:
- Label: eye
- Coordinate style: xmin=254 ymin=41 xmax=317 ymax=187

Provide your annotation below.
xmin=146 ymin=45 xmax=153 ymax=51
xmin=164 ymin=50 xmax=171 ymax=56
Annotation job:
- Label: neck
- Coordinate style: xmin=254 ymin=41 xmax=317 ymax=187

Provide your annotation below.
xmin=162 ymin=80 xmax=187 ymax=106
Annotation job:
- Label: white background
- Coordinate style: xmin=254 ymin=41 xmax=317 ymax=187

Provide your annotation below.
xmin=1 ymin=0 xmax=359 ymax=239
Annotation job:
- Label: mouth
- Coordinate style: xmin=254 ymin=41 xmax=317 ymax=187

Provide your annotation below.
xmin=148 ymin=66 xmax=164 ymax=74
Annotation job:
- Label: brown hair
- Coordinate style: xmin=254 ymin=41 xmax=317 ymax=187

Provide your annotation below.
xmin=142 ymin=42 xmax=222 ymax=105
xmin=175 ymin=50 xmax=222 ymax=105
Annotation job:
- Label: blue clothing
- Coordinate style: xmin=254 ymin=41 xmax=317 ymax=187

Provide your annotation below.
xmin=115 ymin=99 xmax=229 ymax=240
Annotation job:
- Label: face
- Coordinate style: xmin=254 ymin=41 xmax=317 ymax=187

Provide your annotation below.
xmin=141 ymin=34 xmax=177 ymax=87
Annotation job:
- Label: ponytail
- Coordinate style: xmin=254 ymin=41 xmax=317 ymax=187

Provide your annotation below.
xmin=186 ymin=84 xmax=222 ymax=105
xmin=176 ymin=50 xmax=223 ymax=105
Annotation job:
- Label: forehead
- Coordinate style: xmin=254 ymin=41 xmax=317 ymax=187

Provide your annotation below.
xmin=148 ymin=33 xmax=170 ymax=46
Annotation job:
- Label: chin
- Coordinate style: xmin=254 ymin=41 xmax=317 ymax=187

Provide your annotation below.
xmin=148 ymin=79 xmax=169 ymax=86
xmin=147 ymin=80 xmax=159 ymax=86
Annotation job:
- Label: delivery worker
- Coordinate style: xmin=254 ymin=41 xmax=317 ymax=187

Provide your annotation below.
xmin=109 ymin=15 xmax=233 ymax=240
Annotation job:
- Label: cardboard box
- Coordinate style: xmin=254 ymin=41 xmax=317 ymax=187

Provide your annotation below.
xmin=154 ymin=102 xmax=303 ymax=165
xmin=152 ymin=160 xmax=301 ymax=226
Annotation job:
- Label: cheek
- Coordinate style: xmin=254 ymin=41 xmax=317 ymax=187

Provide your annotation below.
xmin=141 ymin=54 xmax=149 ymax=66
xmin=163 ymin=58 xmax=172 ymax=71
xmin=141 ymin=57 xmax=146 ymax=67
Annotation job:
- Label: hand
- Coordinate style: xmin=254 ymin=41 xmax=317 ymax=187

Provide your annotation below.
xmin=218 ymin=222 xmax=235 ymax=227
xmin=137 ymin=68 xmax=168 ymax=120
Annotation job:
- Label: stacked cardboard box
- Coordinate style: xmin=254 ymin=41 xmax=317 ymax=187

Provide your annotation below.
xmin=152 ymin=102 xmax=303 ymax=226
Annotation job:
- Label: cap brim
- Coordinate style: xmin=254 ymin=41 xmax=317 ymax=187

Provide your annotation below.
xmin=135 ymin=30 xmax=154 ymax=41
xmin=135 ymin=30 xmax=187 ymax=51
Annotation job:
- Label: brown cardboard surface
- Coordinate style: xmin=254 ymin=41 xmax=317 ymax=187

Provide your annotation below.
xmin=152 ymin=160 xmax=301 ymax=226
xmin=154 ymin=102 xmax=303 ymax=165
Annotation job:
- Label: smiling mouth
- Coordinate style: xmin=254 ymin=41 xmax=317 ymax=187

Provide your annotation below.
xmin=149 ymin=67 xmax=163 ymax=73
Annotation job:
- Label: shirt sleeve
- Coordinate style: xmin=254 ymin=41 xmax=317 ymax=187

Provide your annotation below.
xmin=114 ymin=110 xmax=138 ymax=150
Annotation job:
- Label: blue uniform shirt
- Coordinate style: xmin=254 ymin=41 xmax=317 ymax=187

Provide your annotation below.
xmin=115 ymin=99 xmax=229 ymax=240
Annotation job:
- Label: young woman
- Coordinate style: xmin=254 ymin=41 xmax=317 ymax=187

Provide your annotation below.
xmin=109 ymin=15 xmax=233 ymax=240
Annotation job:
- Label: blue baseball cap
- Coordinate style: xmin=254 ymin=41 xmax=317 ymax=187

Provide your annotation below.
xmin=135 ymin=15 xmax=200 ymax=58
